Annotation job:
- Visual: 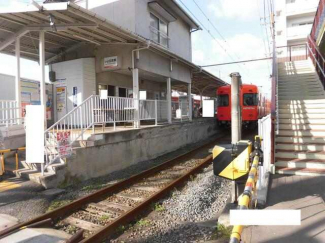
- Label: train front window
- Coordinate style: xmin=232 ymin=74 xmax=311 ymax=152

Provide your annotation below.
xmin=218 ymin=95 xmax=229 ymax=107
xmin=243 ymin=93 xmax=258 ymax=106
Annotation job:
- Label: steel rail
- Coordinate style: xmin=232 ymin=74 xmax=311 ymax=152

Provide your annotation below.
xmin=0 ymin=135 xmax=226 ymax=241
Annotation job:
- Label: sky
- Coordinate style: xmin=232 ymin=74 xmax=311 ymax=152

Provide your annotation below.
xmin=0 ymin=0 xmax=273 ymax=96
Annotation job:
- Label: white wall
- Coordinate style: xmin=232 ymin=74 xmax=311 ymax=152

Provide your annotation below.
xmin=51 ymin=58 xmax=96 ymax=122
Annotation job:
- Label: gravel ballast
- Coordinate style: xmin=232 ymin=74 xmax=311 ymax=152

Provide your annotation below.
xmin=113 ymin=165 xmax=232 ymax=243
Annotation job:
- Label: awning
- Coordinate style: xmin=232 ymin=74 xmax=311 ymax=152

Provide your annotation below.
xmin=0 ymin=2 xmax=141 ymax=63
xmin=0 ymin=1 xmax=226 ymax=96
xmin=173 ymin=69 xmax=228 ymax=98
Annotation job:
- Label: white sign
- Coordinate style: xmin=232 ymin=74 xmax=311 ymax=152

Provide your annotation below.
xmin=203 ymin=100 xmax=215 ymax=117
xmin=100 ymin=89 xmax=108 ymax=99
xmin=103 ymin=56 xmax=118 ymax=69
xmin=139 ymin=90 xmax=147 ymax=100
xmin=56 ymin=131 xmax=72 ymax=158
xmin=26 ymin=105 xmax=45 ymax=164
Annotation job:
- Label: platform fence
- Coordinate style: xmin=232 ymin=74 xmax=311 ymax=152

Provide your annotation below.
xmin=0 ymin=100 xmax=22 ymax=127
xmin=257 ymin=114 xmax=272 ymax=201
xmin=44 ymin=95 xmax=190 ymax=170
xmin=172 ymin=101 xmax=190 ymax=121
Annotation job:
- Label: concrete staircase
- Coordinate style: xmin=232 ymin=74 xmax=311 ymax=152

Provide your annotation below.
xmin=275 ymin=59 xmax=325 ymax=176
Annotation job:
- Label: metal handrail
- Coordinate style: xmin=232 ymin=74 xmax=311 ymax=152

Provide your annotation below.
xmin=45 ymin=94 xmax=95 ymax=133
xmin=307 ymin=42 xmax=325 ymax=79
xmin=308 ymin=35 xmax=325 ymax=65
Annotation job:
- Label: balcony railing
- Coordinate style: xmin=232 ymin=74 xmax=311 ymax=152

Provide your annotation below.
xmin=286 ymin=0 xmax=318 ymax=15
xmin=149 ymin=26 xmax=170 ymax=48
xmin=287 ymin=24 xmax=313 ymax=39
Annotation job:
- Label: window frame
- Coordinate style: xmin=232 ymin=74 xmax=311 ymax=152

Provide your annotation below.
xmin=243 ymin=93 xmax=258 ymax=106
xmin=217 ymin=94 xmax=229 ymax=107
xmin=149 ymin=12 xmax=169 ymax=48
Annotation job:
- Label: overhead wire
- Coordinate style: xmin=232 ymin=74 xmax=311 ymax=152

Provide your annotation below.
xmin=178 ymin=0 xmax=251 ymax=77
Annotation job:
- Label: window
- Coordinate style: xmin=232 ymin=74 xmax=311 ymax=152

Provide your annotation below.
xmin=150 ymin=13 xmax=169 ymax=48
xmin=243 ymin=93 xmax=258 ymax=106
xmin=217 ymin=95 xmax=229 ymax=107
xmin=276 ymin=10 xmax=281 ymax=16
xmin=98 ymin=84 xmax=115 ymax=96
xmin=277 ymin=30 xmax=282 ymax=36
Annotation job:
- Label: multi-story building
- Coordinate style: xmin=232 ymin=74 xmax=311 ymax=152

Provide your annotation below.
xmin=275 ymin=0 xmax=319 ymax=58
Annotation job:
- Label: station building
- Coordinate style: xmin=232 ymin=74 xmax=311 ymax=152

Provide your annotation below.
xmin=0 ymin=0 xmax=226 ymax=126
xmin=0 ymin=0 xmax=227 ymax=187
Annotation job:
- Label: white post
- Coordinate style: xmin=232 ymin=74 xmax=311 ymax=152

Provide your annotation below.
xmin=133 ymin=68 xmax=140 ymax=128
xmin=15 ymin=37 xmax=21 ymax=124
xmin=167 ymin=77 xmax=172 ymax=124
xmin=230 ymin=72 xmax=242 ymax=144
xmin=155 ymin=99 xmax=158 ymax=126
xmin=39 ymin=31 xmax=47 ymax=128
xmin=188 ymin=83 xmax=192 ymax=121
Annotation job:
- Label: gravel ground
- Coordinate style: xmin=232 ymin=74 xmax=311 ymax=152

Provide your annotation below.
xmin=111 ymin=165 xmax=232 ymax=243
xmin=51 ymin=135 xmax=223 ymax=206
xmin=0 ymin=135 xmax=222 ymax=223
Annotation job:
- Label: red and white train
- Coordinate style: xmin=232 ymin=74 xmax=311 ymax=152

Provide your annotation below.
xmin=216 ymin=84 xmax=270 ymax=128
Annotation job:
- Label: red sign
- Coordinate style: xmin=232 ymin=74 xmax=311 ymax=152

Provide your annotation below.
xmin=56 ymin=131 xmax=72 ymax=158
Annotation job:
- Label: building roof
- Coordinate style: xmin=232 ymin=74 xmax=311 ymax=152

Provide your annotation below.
xmin=158 ymin=0 xmax=201 ymax=31
xmin=0 ymin=1 xmax=225 ymax=96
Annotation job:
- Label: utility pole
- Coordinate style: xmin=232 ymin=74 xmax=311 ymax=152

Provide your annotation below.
xmin=230 ymin=72 xmax=242 ymax=203
xmin=230 ymin=72 xmax=242 ymax=144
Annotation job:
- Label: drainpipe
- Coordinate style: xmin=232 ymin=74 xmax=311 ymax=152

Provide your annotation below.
xmin=131 ymin=41 xmax=151 ymax=128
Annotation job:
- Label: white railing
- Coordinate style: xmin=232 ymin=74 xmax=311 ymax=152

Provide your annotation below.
xmin=172 ymin=101 xmax=190 ymax=121
xmin=286 ymin=1 xmax=318 ymax=15
xmin=44 ymin=95 xmax=191 ymax=169
xmin=149 ymin=25 xmax=170 ymax=48
xmin=287 ymin=24 xmax=312 ymax=40
xmin=257 ymin=114 xmax=272 ymax=206
xmin=0 ymin=100 xmax=22 ymax=127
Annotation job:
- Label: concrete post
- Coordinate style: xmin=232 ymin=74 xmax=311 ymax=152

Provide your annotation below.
xmin=39 ymin=31 xmax=47 ymax=128
xmin=133 ymin=68 xmax=140 ymax=128
xmin=15 ymin=37 xmax=21 ymax=124
xmin=188 ymin=83 xmax=192 ymax=121
xmin=167 ymin=78 xmax=172 ymax=123
xmin=230 ymin=72 xmax=242 ymax=144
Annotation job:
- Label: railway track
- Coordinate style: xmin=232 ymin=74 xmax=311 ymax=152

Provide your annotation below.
xmin=0 ymin=136 xmax=227 ymax=243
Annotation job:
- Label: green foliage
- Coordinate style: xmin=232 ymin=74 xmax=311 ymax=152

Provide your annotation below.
xmin=153 ymin=203 xmax=165 ymax=212
xmin=136 ymin=219 xmax=150 ymax=227
xmin=47 ymin=199 xmax=72 ymax=212
xmin=215 ymin=223 xmax=233 ymax=239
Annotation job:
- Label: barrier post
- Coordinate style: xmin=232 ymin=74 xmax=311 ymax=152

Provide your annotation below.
xmin=155 ymin=100 xmax=158 ymax=126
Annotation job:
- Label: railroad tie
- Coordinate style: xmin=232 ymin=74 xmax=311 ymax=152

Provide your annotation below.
xmin=116 ymin=193 xmax=145 ymax=202
xmin=62 ymin=216 xmax=103 ymax=232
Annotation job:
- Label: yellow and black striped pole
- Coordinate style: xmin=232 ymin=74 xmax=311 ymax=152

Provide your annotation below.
xmin=229 ymin=137 xmax=261 ymax=243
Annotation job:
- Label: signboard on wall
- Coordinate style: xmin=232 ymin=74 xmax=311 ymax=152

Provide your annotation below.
xmin=26 ymin=105 xmax=44 ymax=164
xmin=56 ymin=87 xmax=66 ymax=113
xmin=56 ymin=131 xmax=72 ymax=158
xmin=103 ymin=56 xmax=120 ymax=70
xmin=73 ymin=87 xmax=78 ymax=107
xmin=203 ymin=100 xmax=215 ymax=117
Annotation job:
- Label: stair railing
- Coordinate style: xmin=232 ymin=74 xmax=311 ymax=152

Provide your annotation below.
xmin=44 ymin=94 xmax=96 ymax=169
xmin=307 ymin=35 xmax=325 ymax=89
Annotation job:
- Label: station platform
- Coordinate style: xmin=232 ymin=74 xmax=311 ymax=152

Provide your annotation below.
xmin=242 ymin=174 xmax=325 ymax=242
xmin=17 ymin=118 xmax=219 ymax=189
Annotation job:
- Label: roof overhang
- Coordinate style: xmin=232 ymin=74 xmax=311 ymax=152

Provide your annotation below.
xmin=174 ymin=69 xmax=228 ymax=97
xmin=148 ymin=2 xmax=177 ymax=22
xmin=159 ymin=0 xmax=201 ymax=31
xmin=0 ymin=1 xmax=224 ymax=94
xmin=0 ymin=1 xmax=140 ymax=63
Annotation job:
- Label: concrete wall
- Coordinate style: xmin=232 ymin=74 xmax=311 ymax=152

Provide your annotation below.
xmin=83 ymin=0 xmax=192 ymax=61
xmin=135 ymin=0 xmax=192 ymax=61
xmin=62 ymin=119 xmax=218 ymax=183
xmin=90 ymin=0 xmax=136 ymax=32
xmin=51 ymin=58 xmax=96 ymax=122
